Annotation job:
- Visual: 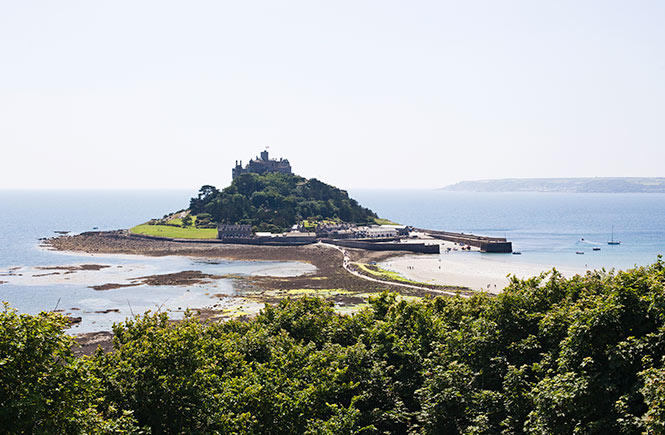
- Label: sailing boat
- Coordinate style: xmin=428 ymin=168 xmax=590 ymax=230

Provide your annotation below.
xmin=608 ymin=226 xmax=621 ymax=245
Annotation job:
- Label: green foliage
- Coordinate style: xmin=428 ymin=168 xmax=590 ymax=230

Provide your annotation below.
xmin=641 ymin=361 xmax=665 ymax=434
xmin=194 ymin=213 xmax=215 ymax=228
xmin=189 ymin=173 xmax=378 ymax=232
xmin=0 ymin=303 xmax=145 ymax=434
xmin=129 ymin=223 xmax=217 ymax=239
xmin=3 ymin=259 xmax=665 ymax=433
xmin=373 ymin=218 xmax=400 ymax=226
xmin=181 ymin=215 xmax=192 ymax=228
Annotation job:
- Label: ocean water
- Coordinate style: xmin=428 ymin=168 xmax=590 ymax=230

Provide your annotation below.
xmin=0 ymin=190 xmax=314 ymax=331
xmin=1 ymin=189 xmax=665 ymax=331
xmin=351 ymin=189 xmax=665 ymax=271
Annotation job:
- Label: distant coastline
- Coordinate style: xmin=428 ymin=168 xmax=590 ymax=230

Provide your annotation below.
xmin=441 ymin=177 xmax=665 ymax=193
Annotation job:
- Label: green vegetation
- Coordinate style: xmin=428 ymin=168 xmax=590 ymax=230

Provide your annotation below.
xmin=300 ymin=219 xmax=340 ymax=230
xmin=355 ymin=263 xmax=452 ymax=289
xmin=4 ymin=260 xmax=665 ymax=433
xmin=189 ymin=173 xmax=378 ymax=232
xmin=130 ymin=223 xmax=217 ymax=239
xmin=167 ymin=217 xmax=183 ymax=226
xmin=356 ymin=263 xmax=416 ymax=282
xmin=373 ymin=217 xmax=399 ymax=225
xmin=0 ymin=303 xmax=140 ymax=433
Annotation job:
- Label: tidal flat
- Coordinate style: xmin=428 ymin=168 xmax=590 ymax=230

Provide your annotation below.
xmin=0 ymin=231 xmax=456 ymax=344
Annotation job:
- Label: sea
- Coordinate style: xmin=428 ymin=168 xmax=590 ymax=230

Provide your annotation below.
xmin=0 ymin=190 xmax=315 ymax=332
xmin=351 ymin=189 xmax=665 ymax=271
xmin=1 ymin=189 xmax=665 ymax=331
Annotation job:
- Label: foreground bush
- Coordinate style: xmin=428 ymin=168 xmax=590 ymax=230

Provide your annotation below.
xmin=0 ymin=303 xmax=143 ymax=434
xmin=2 ymin=259 xmax=665 ymax=434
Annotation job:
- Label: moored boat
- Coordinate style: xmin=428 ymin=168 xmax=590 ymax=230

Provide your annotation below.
xmin=608 ymin=226 xmax=621 ymax=245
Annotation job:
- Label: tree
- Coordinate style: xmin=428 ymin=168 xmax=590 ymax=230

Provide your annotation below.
xmin=187 ymin=173 xmax=379 ymax=232
xmin=0 ymin=303 xmax=144 ymax=433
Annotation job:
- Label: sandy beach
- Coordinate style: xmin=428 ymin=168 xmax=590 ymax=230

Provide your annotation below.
xmin=380 ymin=252 xmax=587 ymax=294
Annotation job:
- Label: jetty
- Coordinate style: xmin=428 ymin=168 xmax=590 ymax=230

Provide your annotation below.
xmin=418 ymin=229 xmax=513 ymax=253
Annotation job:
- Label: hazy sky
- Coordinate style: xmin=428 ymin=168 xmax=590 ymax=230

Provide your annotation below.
xmin=1 ymin=1 xmax=664 ymax=190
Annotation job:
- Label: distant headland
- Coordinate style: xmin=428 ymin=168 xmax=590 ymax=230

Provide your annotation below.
xmin=442 ymin=177 xmax=665 ymax=193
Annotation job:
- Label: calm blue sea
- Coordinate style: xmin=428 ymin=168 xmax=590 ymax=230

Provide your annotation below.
xmin=1 ymin=189 xmax=664 ymax=331
xmin=0 ymin=190 xmax=314 ymax=331
xmin=351 ymin=189 xmax=665 ymax=270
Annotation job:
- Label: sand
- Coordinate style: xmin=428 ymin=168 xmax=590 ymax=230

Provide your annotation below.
xmin=380 ymin=252 xmax=587 ymax=294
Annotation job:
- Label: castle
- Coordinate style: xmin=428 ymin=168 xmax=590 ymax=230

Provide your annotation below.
xmin=232 ymin=150 xmax=292 ymax=179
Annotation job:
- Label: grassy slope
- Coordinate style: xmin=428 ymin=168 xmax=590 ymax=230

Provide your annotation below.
xmin=356 ymin=263 xmax=432 ymax=286
xmin=130 ymin=223 xmax=217 ymax=239
xmin=373 ymin=218 xmax=400 ymax=225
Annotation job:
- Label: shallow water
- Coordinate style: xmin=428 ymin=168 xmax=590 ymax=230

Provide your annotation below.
xmin=1 ymin=249 xmax=315 ymax=332
xmin=0 ymin=190 xmax=315 ymax=332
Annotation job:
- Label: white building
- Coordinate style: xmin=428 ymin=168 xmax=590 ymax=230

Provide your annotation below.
xmin=365 ymin=227 xmax=398 ymax=238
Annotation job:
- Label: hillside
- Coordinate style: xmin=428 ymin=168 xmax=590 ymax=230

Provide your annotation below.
xmin=442 ymin=177 xmax=665 ymax=193
xmin=188 ymin=172 xmax=378 ymax=232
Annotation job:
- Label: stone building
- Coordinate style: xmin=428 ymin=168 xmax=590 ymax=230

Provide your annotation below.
xmin=365 ymin=227 xmax=398 ymax=238
xmin=232 ymin=150 xmax=292 ymax=179
xmin=218 ymin=224 xmax=252 ymax=239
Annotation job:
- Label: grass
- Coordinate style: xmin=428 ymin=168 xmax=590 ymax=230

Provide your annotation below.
xmin=355 ymin=263 xmax=433 ymax=287
xmin=300 ymin=219 xmax=339 ymax=229
xmin=373 ymin=218 xmax=400 ymax=225
xmin=300 ymin=218 xmax=399 ymax=228
xmin=130 ymin=223 xmax=217 ymax=239
xmin=355 ymin=264 xmax=470 ymax=293
xmin=167 ymin=217 xmax=183 ymax=226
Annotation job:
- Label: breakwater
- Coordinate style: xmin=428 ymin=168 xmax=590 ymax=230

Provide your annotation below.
xmin=418 ymin=229 xmax=513 ymax=253
xmin=217 ymin=236 xmax=317 ymax=246
xmin=322 ymin=239 xmax=440 ymax=254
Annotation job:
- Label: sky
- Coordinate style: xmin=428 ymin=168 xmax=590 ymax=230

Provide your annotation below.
xmin=1 ymin=1 xmax=664 ymax=190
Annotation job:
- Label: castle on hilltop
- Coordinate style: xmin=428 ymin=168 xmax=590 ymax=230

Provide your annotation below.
xmin=232 ymin=150 xmax=292 ymax=179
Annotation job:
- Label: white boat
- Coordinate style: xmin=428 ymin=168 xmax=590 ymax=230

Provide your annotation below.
xmin=608 ymin=226 xmax=621 ymax=245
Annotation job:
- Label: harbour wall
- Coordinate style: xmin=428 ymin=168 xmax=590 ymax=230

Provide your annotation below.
xmin=418 ymin=229 xmax=513 ymax=253
xmin=216 ymin=236 xmax=317 ymax=246
xmin=322 ymin=239 xmax=440 ymax=254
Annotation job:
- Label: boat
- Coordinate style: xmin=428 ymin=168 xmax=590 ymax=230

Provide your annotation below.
xmin=593 ymin=247 xmax=601 ymax=251
xmin=608 ymin=226 xmax=621 ymax=245
xmin=576 ymin=251 xmax=584 ymax=255
xmin=512 ymin=251 xmax=522 ymax=255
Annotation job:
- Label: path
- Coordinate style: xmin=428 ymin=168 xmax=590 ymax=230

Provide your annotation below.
xmin=321 ymin=242 xmax=469 ymax=298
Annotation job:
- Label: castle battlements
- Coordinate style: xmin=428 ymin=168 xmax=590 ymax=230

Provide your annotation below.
xmin=232 ymin=150 xmax=292 ymax=179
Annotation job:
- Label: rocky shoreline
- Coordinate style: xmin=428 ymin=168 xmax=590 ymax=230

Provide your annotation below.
xmin=44 ymin=230 xmax=428 ymax=294
xmin=46 ymin=230 xmax=458 ymax=355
